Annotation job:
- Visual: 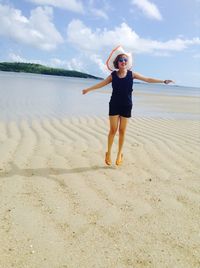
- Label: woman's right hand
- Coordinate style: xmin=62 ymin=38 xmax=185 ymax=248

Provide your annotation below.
xmin=82 ymin=89 xmax=89 ymax=95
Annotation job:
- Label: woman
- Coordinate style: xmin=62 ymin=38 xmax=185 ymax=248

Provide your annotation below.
xmin=82 ymin=46 xmax=173 ymax=166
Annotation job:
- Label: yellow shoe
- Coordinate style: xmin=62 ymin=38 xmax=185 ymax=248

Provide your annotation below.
xmin=116 ymin=153 xmax=123 ymax=166
xmin=105 ymin=152 xmax=111 ymax=166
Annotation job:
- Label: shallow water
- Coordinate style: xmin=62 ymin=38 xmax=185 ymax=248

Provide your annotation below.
xmin=0 ymin=71 xmax=199 ymax=121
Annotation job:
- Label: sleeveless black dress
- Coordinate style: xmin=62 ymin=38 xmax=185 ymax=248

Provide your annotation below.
xmin=109 ymin=70 xmax=133 ymax=118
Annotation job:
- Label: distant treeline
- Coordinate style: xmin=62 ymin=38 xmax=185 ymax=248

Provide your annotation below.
xmin=0 ymin=62 xmax=102 ymax=80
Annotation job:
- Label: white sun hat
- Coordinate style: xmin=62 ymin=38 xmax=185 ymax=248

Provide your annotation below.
xmin=106 ymin=45 xmax=133 ymax=71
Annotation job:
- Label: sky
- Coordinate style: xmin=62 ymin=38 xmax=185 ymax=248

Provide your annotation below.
xmin=0 ymin=0 xmax=200 ymax=87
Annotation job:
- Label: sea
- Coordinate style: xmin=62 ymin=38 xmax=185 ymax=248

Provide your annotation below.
xmin=0 ymin=71 xmax=199 ymax=121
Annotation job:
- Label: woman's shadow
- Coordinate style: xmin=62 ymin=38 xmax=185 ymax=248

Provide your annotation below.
xmin=0 ymin=162 xmax=114 ymax=179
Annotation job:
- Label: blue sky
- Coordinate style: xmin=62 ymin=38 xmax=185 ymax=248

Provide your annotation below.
xmin=0 ymin=0 xmax=200 ymax=87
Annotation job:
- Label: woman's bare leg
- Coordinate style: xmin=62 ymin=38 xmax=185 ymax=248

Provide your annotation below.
xmin=106 ymin=115 xmax=119 ymax=164
xmin=116 ymin=116 xmax=128 ymax=164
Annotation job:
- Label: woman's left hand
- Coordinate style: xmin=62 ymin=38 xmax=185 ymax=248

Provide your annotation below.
xmin=82 ymin=89 xmax=89 ymax=94
xmin=164 ymin=80 xmax=174 ymax=84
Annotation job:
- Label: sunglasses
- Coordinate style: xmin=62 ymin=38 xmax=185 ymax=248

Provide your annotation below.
xmin=118 ymin=57 xmax=128 ymax=63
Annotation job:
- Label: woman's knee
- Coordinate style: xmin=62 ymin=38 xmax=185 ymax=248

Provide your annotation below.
xmin=109 ymin=127 xmax=118 ymax=136
xmin=119 ymin=127 xmax=126 ymax=136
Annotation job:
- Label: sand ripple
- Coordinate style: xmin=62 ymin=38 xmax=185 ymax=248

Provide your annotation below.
xmin=0 ymin=116 xmax=200 ymax=267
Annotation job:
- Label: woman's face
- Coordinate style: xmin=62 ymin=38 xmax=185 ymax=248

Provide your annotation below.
xmin=117 ymin=54 xmax=128 ymax=70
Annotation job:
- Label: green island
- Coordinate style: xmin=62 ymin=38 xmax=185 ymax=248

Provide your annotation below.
xmin=0 ymin=62 xmax=102 ymax=80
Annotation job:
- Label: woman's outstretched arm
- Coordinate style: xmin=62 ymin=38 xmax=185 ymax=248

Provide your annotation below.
xmin=82 ymin=75 xmax=112 ymax=94
xmin=133 ymin=72 xmax=174 ymax=84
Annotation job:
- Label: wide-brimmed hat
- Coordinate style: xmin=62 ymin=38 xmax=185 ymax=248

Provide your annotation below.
xmin=106 ymin=45 xmax=133 ymax=71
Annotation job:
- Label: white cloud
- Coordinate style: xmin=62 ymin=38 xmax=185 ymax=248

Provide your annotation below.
xmin=87 ymin=0 xmax=109 ymax=20
xmin=50 ymin=57 xmax=84 ymax=71
xmin=7 ymin=53 xmax=84 ymax=71
xmin=50 ymin=58 xmax=65 ymax=66
xmin=27 ymin=0 xmax=84 ymax=13
xmin=89 ymin=54 xmax=108 ymax=74
xmin=131 ymin=0 xmax=162 ymax=20
xmin=90 ymin=8 xmax=108 ymax=20
xmin=67 ymin=20 xmax=139 ymax=51
xmin=0 ymin=4 xmax=63 ymax=50
xmin=28 ymin=0 xmax=108 ymax=18
xmin=8 ymin=52 xmax=43 ymax=64
xmin=8 ymin=53 xmax=27 ymax=62
xmin=67 ymin=20 xmax=200 ymax=55
xmin=65 ymin=58 xmax=84 ymax=71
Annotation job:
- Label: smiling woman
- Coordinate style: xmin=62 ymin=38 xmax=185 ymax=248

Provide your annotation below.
xmin=82 ymin=45 xmax=174 ymax=166
xmin=114 ymin=55 xmax=128 ymax=70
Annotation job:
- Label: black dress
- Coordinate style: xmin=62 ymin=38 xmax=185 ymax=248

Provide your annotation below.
xmin=109 ymin=70 xmax=133 ymax=118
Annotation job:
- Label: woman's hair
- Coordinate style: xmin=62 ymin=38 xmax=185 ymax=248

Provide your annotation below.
xmin=113 ymin=54 xmax=128 ymax=69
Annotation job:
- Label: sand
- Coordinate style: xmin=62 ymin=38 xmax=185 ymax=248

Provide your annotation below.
xmin=0 ymin=115 xmax=200 ymax=268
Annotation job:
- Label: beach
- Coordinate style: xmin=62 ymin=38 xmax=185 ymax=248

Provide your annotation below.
xmin=0 ymin=73 xmax=200 ymax=267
